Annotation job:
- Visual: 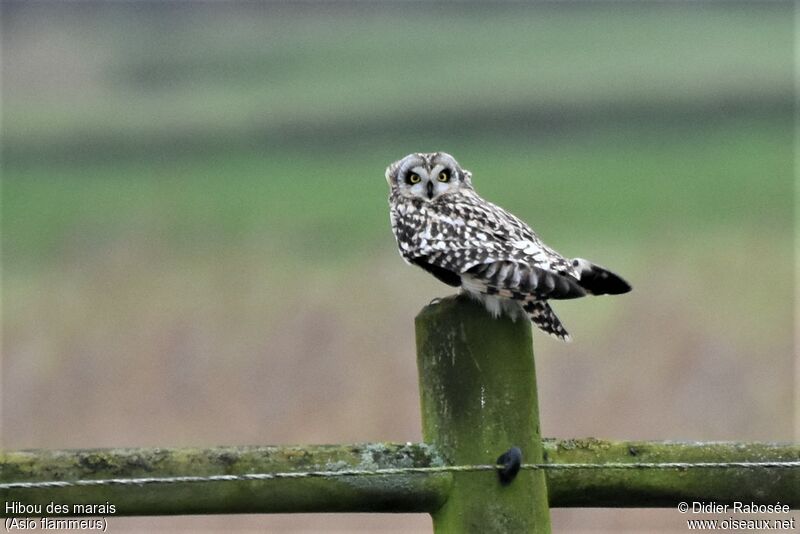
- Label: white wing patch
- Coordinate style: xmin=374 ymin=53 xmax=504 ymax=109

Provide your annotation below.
xmin=511 ymin=239 xmax=542 ymax=256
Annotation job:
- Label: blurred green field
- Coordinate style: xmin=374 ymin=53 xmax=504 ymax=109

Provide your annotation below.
xmin=2 ymin=3 xmax=794 ymax=533
xmin=3 ymin=4 xmax=790 ymax=156
xmin=4 ymin=116 xmax=792 ymax=267
xmin=3 ymin=4 xmax=792 ymax=268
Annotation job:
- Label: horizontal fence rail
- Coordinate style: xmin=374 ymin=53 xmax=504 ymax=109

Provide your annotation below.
xmin=1 ymin=439 xmax=797 ymax=516
xmin=542 ymin=438 xmax=798 ymax=508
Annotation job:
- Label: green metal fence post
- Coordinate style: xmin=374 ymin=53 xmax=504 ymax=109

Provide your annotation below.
xmin=416 ymin=294 xmax=551 ymax=533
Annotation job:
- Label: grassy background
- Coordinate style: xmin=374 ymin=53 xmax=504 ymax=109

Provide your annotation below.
xmin=2 ymin=2 xmax=794 ymax=532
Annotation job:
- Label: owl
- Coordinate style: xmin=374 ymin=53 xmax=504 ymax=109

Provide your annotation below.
xmin=386 ymin=152 xmax=631 ymax=341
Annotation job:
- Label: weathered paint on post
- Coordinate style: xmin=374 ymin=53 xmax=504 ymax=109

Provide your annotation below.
xmin=416 ymin=294 xmax=551 ymax=533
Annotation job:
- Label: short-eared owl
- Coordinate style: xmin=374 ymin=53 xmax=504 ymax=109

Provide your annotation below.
xmin=386 ymin=152 xmax=631 ymax=341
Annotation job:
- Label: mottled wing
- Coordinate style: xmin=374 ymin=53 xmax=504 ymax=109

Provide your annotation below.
xmin=390 ymin=190 xmax=584 ymax=300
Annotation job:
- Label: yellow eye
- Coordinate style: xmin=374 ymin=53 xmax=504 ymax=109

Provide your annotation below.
xmin=408 ymin=173 xmax=421 ymax=184
xmin=438 ymin=170 xmax=450 ymax=182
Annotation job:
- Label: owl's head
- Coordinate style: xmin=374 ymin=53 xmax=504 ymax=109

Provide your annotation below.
xmin=385 ymin=152 xmax=473 ymax=201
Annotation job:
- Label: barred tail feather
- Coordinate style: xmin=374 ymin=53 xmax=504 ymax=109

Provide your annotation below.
xmin=466 ymin=261 xmax=586 ymax=300
xmin=523 ymin=300 xmax=571 ymax=342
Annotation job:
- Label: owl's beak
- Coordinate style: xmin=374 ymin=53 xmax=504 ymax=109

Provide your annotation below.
xmin=426 ymin=180 xmax=434 ymax=200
